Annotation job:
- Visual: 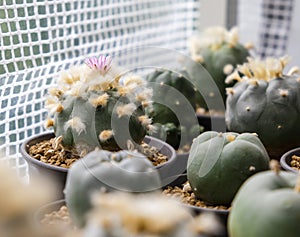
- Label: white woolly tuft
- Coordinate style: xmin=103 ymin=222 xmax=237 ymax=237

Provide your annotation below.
xmin=116 ymin=103 xmax=137 ymax=118
xmin=99 ymin=130 xmax=114 ymax=142
xmin=136 ymin=88 xmax=153 ymax=102
xmin=122 ymin=75 xmax=145 ymax=86
xmin=64 ymin=117 xmax=86 ymax=134
xmin=138 ymin=115 xmax=152 ymax=127
xmin=89 ymin=93 xmax=110 ymax=107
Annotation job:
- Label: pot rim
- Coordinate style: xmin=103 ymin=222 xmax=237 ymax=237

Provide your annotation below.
xmin=20 ymin=132 xmax=176 ymax=172
xmin=280 ymin=147 xmax=300 ymax=173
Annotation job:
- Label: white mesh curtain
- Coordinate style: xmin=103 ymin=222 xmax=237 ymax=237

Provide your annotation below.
xmin=0 ymin=0 xmax=200 ymax=178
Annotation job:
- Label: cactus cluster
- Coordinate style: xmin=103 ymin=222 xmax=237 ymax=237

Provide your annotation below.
xmin=146 ymin=69 xmax=202 ymax=149
xmin=188 ymin=26 xmax=251 ymax=110
xmin=187 ymin=131 xmax=270 ymax=206
xmin=45 ymin=55 xmax=153 ymax=153
xmin=225 ymin=56 xmax=300 ymax=158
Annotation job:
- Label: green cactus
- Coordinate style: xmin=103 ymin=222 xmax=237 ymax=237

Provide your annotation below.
xmin=45 ymin=56 xmax=153 ymax=153
xmin=188 ymin=26 xmax=251 ymax=110
xmin=225 ymin=56 xmax=300 ymax=159
xmin=145 ymin=69 xmax=202 ymax=149
xmin=64 ymin=149 xmax=162 ymax=227
xmin=228 ymin=169 xmax=300 ymax=237
xmin=187 ymin=131 xmax=270 ymax=206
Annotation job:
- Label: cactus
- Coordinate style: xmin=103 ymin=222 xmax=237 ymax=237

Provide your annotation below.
xmin=81 ymin=193 xmax=195 ymax=237
xmin=225 ymin=56 xmax=300 ymax=159
xmin=228 ymin=169 xmax=300 ymax=237
xmin=188 ymin=26 xmax=251 ymax=110
xmin=64 ymin=149 xmax=162 ymax=227
xmin=45 ymin=55 xmax=153 ymax=153
xmin=187 ymin=131 xmax=270 ymax=206
xmin=145 ymin=69 xmax=202 ymax=149
xmin=81 ymin=192 xmax=223 ymax=237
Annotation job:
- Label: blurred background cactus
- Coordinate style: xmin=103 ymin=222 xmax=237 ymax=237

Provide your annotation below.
xmin=145 ymin=69 xmax=203 ymax=150
xmin=188 ymin=26 xmax=251 ymax=111
xmin=45 ymin=55 xmax=153 ymax=154
xmin=225 ymin=56 xmax=300 ymax=159
xmin=0 ymin=159 xmax=61 ymax=237
xmin=80 ymin=192 xmax=224 ymax=237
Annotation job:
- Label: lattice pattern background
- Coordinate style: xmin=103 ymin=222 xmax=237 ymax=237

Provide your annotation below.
xmin=0 ymin=0 xmax=200 ymax=178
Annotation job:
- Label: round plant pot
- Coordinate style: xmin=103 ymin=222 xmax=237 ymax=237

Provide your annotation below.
xmin=34 ymin=199 xmax=66 ymax=227
xmin=20 ymin=132 xmax=177 ymax=199
xmin=280 ymin=147 xmax=300 ymax=173
xmin=165 ymin=175 xmax=229 ymax=237
xmin=162 ymin=152 xmax=188 ymax=187
xmin=197 ymin=113 xmax=226 ymax=132
xmin=186 ymin=203 xmax=229 ymax=236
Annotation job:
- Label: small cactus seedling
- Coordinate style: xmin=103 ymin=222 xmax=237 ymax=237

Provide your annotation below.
xmin=225 ymin=56 xmax=300 ymax=159
xmin=188 ymin=26 xmax=251 ymax=110
xmin=45 ymin=55 xmax=153 ymax=153
xmin=187 ymin=131 xmax=270 ymax=206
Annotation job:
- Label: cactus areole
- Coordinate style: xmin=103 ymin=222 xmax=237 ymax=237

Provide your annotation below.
xmin=64 ymin=149 xmax=162 ymax=227
xmin=225 ymin=56 xmax=300 ymax=158
xmin=187 ymin=131 xmax=270 ymax=206
xmin=45 ymin=55 xmax=153 ymax=153
xmin=188 ymin=27 xmax=251 ymax=109
xmin=228 ymin=170 xmax=300 ymax=237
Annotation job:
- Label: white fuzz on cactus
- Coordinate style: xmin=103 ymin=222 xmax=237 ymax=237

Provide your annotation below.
xmin=64 ymin=117 xmax=86 ymax=135
xmin=45 ymin=54 xmax=153 ymax=151
xmin=188 ymin=26 xmax=241 ymax=58
xmin=84 ymin=192 xmax=195 ymax=236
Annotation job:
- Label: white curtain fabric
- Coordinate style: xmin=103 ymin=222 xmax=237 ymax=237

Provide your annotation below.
xmin=238 ymin=0 xmax=299 ymax=67
xmin=0 ymin=0 xmax=200 ymax=176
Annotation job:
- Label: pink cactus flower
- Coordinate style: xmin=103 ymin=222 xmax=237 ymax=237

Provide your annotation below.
xmin=85 ymin=55 xmax=112 ymax=73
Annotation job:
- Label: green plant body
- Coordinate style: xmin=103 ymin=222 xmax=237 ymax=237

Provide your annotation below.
xmin=64 ymin=149 xmax=161 ymax=227
xmin=145 ymin=69 xmax=202 ymax=149
xmin=45 ymin=56 xmax=153 ymax=153
xmin=228 ymin=170 xmax=300 ymax=237
xmin=225 ymin=56 xmax=300 ymax=159
xmin=188 ymin=26 xmax=251 ymax=110
xmin=187 ymin=131 xmax=270 ymax=206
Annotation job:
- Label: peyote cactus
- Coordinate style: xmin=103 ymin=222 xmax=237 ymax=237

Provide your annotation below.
xmin=64 ymin=149 xmax=161 ymax=227
xmin=81 ymin=192 xmax=223 ymax=237
xmin=145 ymin=69 xmax=202 ymax=149
xmin=187 ymin=131 xmax=270 ymax=206
xmin=225 ymin=56 xmax=300 ymax=159
xmin=45 ymin=55 xmax=153 ymax=153
xmin=188 ymin=26 xmax=251 ymax=110
xmin=228 ymin=166 xmax=300 ymax=237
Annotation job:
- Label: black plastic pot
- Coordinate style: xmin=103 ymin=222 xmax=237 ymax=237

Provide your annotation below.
xmin=197 ymin=114 xmax=226 ymax=132
xmin=280 ymin=147 xmax=300 ymax=173
xmin=20 ymin=132 xmax=177 ymax=199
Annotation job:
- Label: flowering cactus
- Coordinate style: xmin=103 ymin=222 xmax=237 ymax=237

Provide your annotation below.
xmin=188 ymin=26 xmax=251 ymax=110
xmin=225 ymin=56 xmax=300 ymax=158
xmin=45 ymin=55 xmax=153 ymax=153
